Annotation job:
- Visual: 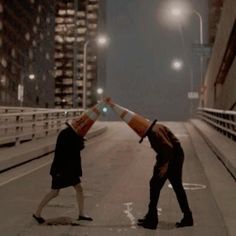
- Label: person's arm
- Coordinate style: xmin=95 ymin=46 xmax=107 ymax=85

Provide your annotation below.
xmin=157 ymin=144 xmax=174 ymax=178
xmin=165 ymin=126 xmax=180 ymax=144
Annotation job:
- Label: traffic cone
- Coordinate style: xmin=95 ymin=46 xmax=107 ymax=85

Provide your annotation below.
xmin=104 ymin=98 xmax=157 ymax=143
xmin=66 ymin=101 xmax=104 ymax=137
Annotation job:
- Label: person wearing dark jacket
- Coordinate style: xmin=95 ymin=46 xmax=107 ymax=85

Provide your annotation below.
xmin=138 ymin=122 xmax=193 ymax=230
xmin=33 ymin=126 xmax=93 ymax=224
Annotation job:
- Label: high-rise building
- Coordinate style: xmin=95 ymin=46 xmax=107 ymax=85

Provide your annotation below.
xmin=0 ymin=0 xmax=105 ymax=109
xmin=0 ymin=0 xmax=56 ymax=107
xmin=55 ymin=0 xmax=105 ymax=109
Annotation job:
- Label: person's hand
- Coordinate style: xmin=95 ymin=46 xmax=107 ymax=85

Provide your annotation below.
xmin=103 ymin=97 xmax=112 ymax=105
xmin=158 ymin=164 xmax=168 ymax=178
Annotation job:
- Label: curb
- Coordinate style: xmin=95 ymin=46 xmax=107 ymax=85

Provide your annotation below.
xmin=190 ymin=119 xmax=236 ymax=180
xmin=0 ymin=124 xmax=107 ymax=173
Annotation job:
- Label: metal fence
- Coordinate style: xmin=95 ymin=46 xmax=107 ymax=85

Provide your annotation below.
xmin=197 ymin=107 xmax=236 ymax=141
xmin=0 ymin=107 xmax=84 ymax=146
xmin=0 ymin=106 xmax=49 ymax=114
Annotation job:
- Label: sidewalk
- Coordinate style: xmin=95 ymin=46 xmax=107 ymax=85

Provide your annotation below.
xmin=190 ymin=119 xmax=236 ymax=180
xmin=0 ymin=122 xmax=107 ymax=173
xmin=185 ymin=121 xmax=236 ymax=236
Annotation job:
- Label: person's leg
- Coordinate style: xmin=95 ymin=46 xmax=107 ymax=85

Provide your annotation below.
xmin=147 ymin=173 xmax=167 ymax=216
xmin=74 ymin=183 xmax=93 ymax=221
xmin=33 ymin=189 xmax=60 ymax=223
xmin=168 ymin=156 xmax=193 ymax=227
xmin=138 ymin=165 xmax=167 ymax=229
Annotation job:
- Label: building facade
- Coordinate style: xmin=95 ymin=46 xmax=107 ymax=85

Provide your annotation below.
xmin=0 ymin=0 xmax=56 ymax=107
xmin=0 ymin=0 xmax=105 ymax=109
xmin=203 ymin=0 xmax=236 ymax=110
xmin=54 ymin=0 xmax=105 ymax=109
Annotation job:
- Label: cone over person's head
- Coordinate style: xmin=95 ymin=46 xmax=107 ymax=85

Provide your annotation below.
xmin=66 ymin=102 xmax=104 ymax=137
xmin=104 ymin=97 xmax=157 ymax=143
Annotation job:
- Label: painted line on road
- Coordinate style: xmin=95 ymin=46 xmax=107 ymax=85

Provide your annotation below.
xmin=0 ymin=160 xmax=51 ymax=187
xmin=0 ymin=137 xmax=100 ymax=187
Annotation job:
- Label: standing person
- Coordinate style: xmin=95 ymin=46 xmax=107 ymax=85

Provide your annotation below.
xmin=137 ymin=121 xmax=193 ymax=230
xmin=33 ymin=102 xmax=105 ymax=224
xmin=33 ymin=126 xmax=93 ymax=224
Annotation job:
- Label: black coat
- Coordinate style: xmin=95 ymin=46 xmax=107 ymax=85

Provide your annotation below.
xmin=50 ymin=127 xmax=84 ymax=178
xmin=147 ymin=124 xmax=183 ymax=166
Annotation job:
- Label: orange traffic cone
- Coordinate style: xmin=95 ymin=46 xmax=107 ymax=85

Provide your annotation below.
xmin=104 ymin=98 xmax=157 ymax=143
xmin=66 ymin=102 xmax=104 ymax=137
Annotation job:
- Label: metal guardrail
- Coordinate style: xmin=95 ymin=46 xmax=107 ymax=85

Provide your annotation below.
xmin=0 ymin=106 xmax=49 ymax=113
xmin=197 ymin=107 xmax=236 ymax=141
xmin=0 ymin=107 xmax=84 ymax=146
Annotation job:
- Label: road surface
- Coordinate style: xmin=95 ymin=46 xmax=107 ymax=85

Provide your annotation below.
xmin=0 ymin=122 xmax=228 ymax=236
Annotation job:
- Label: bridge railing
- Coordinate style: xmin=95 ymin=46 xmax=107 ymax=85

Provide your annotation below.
xmin=197 ymin=107 xmax=236 ymax=141
xmin=0 ymin=108 xmax=84 ymax=146
xmin=0 ymin=106 xmax=49 ymax=113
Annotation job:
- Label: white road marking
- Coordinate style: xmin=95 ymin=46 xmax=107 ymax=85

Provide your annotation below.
xmin=168 ymin=182 xmax=207 ymax=190
xmin=123 ymin=202 xmax=136 ymax=229
xmin=0 ymin=159 xmax=51 ymax=187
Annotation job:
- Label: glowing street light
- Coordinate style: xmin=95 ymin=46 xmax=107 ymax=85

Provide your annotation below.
xmin=170 ymin=6 xmax=203 ymax=45
xmin=96 ymin=87 xmax=104 ymax=95
xmin=29 ymin=74 xmax=35 ymax=80
xmin=96 ymin=35 xmax=108 ymax=46
xmin=171 ymin=8 xmax=182 ymax=17
xmin=171 ymin=59 xmax=183 ymax=71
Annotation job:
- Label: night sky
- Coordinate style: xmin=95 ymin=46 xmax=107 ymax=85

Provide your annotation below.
xmin=102 ymin=0 xmax=208 ymax=121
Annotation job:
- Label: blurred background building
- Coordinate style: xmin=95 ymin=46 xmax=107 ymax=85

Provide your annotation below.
xmin=0 ymin=0 xmax=235 ymax=116
xmin=0 ymin=0 xmax=56 ymax=107
xmin=54 ymin=0 xmax=105 ymax=109
xmin=0 ymin=0 xmax=106 ymax=109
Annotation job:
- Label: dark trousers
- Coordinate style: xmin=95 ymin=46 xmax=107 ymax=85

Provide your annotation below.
xmin=147 ymin=150 xmax=191 ymax=217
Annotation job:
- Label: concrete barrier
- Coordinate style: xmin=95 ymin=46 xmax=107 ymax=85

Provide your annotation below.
xmin=0 ymin=122 xmax=107 ymax=173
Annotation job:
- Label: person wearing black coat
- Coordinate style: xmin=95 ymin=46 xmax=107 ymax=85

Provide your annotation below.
xmin=137 ymin=122 xmax=193 ymax=230
xmin=33 ymin=126 xmax=93 ymax=224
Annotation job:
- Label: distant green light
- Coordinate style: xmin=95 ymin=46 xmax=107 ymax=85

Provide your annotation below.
xmin=103 ymin=107 xmax=108 ymax=113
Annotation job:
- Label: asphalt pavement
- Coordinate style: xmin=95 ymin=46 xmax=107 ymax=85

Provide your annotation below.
xmin=0 ymin=121 xmax=235 ymax=236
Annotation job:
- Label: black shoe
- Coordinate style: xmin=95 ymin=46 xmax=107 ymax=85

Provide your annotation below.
xmin=78 ymin=215 xmax=93 ymax=221
xmin=176 ymin=213 xmax=193 ymax=228
xmin=33 ymin=214 xmax=45 ymax=224
xmin=137 ymin=220 xmax=158 ymax=230
xmin=137 ymin=218 xmax=145 ymax=223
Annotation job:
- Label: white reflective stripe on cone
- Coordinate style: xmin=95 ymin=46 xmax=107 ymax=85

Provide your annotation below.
xmin=85 ymin=103 xmax=103 ymax=121
xmin=122 ymin=110 xmax=134 ymax=123
xmin=113 ymin=104 xmax=135 ymax=123
xmin=86 ymin=109 xmax=100 ymax=121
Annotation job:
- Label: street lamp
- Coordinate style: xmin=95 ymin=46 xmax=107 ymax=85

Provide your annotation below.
xmin=96 ymin=87 xmax=104 ymax=95
xmin=83 ymin=35 xmax=108 ymax=110
xmin=170 ymin=7 xmax=203 ymax=44
xmin=171 ymin=59 xmax=184 ymax=71
xmin=170 ymin=6 xmax=204 ymax=106
xmin=29 ymin=74 xmax=35 ymax=80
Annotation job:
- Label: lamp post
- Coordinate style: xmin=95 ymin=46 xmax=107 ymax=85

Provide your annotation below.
xmin=193 ymin=10 xmax=204 ymax=107
xmin=82 ymin=35 xmax=108 ymax=110
xmin=170 ymin=6 xmax=204 ymax=107
xmin=170 ymin=7 xmax=203 ymax=44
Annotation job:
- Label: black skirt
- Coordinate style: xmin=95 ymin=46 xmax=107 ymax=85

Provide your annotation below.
xmin=51 ymin=175 xmax=81 ymax=189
